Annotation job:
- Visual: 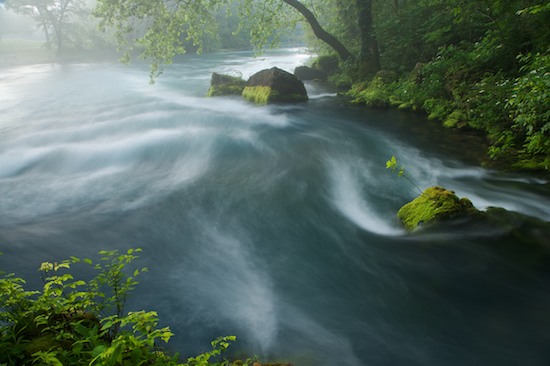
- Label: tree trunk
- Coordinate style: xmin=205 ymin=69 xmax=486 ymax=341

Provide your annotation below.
xmin=355 ymin=0 xmax=380 ymax=74
xmin=282 ymin=0 xmax=353 ymax=61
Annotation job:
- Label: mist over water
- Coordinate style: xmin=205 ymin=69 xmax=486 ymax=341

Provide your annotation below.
xmin=1 ymin=49 xmax=550 ymax=366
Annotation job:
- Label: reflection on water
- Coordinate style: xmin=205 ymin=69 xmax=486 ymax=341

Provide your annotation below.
xmin=1 ymin=48 xmax=550 ymax=366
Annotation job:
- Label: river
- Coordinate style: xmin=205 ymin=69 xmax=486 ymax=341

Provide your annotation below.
xmin=1 ymin=48 xmax=550 ymax=366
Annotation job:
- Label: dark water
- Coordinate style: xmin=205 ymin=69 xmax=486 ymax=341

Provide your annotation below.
xmin=1 ymin=48 xmax=550 ymax=366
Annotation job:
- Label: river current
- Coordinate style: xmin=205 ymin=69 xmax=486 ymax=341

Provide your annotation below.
xmin=1 ymin=48 xmax=550 ymax=365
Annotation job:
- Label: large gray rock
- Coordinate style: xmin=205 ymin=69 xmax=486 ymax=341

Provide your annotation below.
xmin=242 ymin=67 xmax=308 ymax=104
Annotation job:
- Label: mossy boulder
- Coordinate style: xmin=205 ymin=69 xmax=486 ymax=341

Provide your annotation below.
xmin=294 ymin=65 xmax=326 ymax=81
xmin=243 ymin=67 xmax=308 ymax=104
xmin=373 ymin=70 xmax=398 ymax=84
xmin=349 ymin=78 xmax=390 ymax=108
xmin=206 ymin=73 xmax=246 ymax=97
xmin=311 ymin=54 xmax=339 ymax=75
xmin=398 ymin=186 xmax=480 ymax=231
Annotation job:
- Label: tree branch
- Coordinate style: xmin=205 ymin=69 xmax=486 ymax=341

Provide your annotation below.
xmin=281 ymin=0 xmax=353 ymax=61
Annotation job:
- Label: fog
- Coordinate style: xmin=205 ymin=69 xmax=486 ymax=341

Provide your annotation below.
xmin=0 ymin=5 xmax=44 ymax=40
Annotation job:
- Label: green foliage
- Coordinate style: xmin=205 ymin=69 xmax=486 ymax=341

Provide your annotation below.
xmin=207 ymin=74 xmax=246 ymax=97
xmin=304 ymin=0 xmax=359 ymax=56
xmin=0 ymin=249 xmax=250 ymax=366
xmin=349 ymin=0 xmax=549 ymax=171
xmin=506 ymin=53 xmax=550 ymax=159
xmin=93 ymin=0 xmax=303 ymax=81
xmin=385 ymin=155 xmax=423 ymax=194
xmin=385 ymin=155 xmax=404 ymax=177
xmin=349 ymin=77 xmax=392 ymax=108
xmin=311 ymin=54 xmax=340 ymax=75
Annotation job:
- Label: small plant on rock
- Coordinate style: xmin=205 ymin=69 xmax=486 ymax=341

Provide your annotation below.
xmin=385 ymin=155 xmax=423 ymax=194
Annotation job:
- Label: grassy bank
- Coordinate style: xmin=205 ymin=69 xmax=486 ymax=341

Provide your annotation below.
xmin=345 ymin=50 xmax=549 ymax=175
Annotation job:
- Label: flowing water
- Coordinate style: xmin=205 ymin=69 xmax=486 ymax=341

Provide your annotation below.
xmin=1 ymin=48 xmax=550 ymax=366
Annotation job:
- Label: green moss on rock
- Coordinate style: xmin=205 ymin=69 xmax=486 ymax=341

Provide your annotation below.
xmin=242 ymin=86 xmax=307 ymax=104
xmin=242 ymin=86 xmax=279 ymax=104
xmin=443 ymin=110 xmax=466 ymax=128
xmin=349 ymin=78 xmax=390 ymax=108
xmin=397 ymin=186 xmax=480 ymax=231
xmin=243 ymin=67 xmax=308 ymax=104
xmin=206 ymin=73 xmax=246 ymax=97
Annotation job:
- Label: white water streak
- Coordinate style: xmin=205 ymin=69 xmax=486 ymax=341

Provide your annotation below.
xmin=327 ymin=159 xmax=403 ymax=236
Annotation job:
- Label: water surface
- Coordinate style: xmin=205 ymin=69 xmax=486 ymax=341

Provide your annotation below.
xmin=1 ymin=48 xmax=550 ymax=366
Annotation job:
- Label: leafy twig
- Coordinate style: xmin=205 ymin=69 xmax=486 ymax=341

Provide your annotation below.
xmin=386 ymin=155 xmax=423 ymax=195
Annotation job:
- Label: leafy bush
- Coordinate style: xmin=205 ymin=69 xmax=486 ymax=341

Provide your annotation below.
xmin=506 ymin=53 xmax=550 ymax=158
xmin=0 ymin=249 xmax=254 ymax=366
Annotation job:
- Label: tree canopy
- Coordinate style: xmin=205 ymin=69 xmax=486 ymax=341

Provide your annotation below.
xmin=93 ymin=0 xmax=366 ymax=78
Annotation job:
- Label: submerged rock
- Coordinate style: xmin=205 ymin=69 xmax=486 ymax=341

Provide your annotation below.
xmin=206 ymin=73 xmax=246 ymax=97
xmin=398 ymin=186 xmax=480 ymax=231
xmin=243 ymin=67 xmax=308 ymax=104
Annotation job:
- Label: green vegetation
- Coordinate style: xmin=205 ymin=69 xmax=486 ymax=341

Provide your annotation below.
xmin=7 ymin=1 xmax=546 ymax=171
xmin=206 ymin=73 xmax=247 ymax=97
xmin=344 ymin=0 xmax=550 ymax=172
xmin=242 ymin=86 xmax=278 ymax=104
xmin=88 ymin=0 xmax=548 ymax=171
xmin=242 ymin=86 xmax=308 ymax=104
xmin=385 ymin=155 xmax=423 ymax=195
xmin=0 ymin=249 xmax=256 ymax=366
xmin=397 ymin=186 xmax=479 ymax=231
xmin=386 ymin=156 xmax=481 ymax=231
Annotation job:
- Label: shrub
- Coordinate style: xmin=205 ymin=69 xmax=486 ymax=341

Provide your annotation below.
xmin=506 ymin=53 xmax=550 ymax=158
xmin=0 ymin=249 xmax=253 ymax=366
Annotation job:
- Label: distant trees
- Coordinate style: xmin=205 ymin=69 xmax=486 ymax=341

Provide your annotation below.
xmin=7 ymin=0 xmax=84 ymax=51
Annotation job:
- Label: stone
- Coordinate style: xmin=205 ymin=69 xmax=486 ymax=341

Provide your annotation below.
xmin=294 ymin=65 xmax=326 ymax=81
xmin=243 ymin=67 xmax=308 ymax=104
xmin=373 ymin=69 xmax=398 ymax=84
xmin=311 ymin=55 xmax=339 ymax=75
xmin=397 ymin=186 xmax=480 ymax=231
xmin=206 ymin=73 xmax=246 ymax=97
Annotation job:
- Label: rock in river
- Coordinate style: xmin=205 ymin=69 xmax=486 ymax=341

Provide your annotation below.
xmin=243 ymin=67 xmax=308 ymax=104
xmin=206 ymin=73 xmax=246 ymax=97
xmin=398 ymin=186 xmax=480 ymax=231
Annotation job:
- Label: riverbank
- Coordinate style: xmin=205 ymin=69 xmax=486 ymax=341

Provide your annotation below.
xmin=340 ymin=53 xmax=549 ymax=177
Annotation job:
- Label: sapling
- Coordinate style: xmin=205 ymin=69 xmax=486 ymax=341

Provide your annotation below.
xmin=386 ymin=155 xmax=423 ymax=194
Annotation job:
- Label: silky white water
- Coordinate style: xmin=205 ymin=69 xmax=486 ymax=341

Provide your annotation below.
xmin=1 ymin=48 xmax=550 ymax=366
